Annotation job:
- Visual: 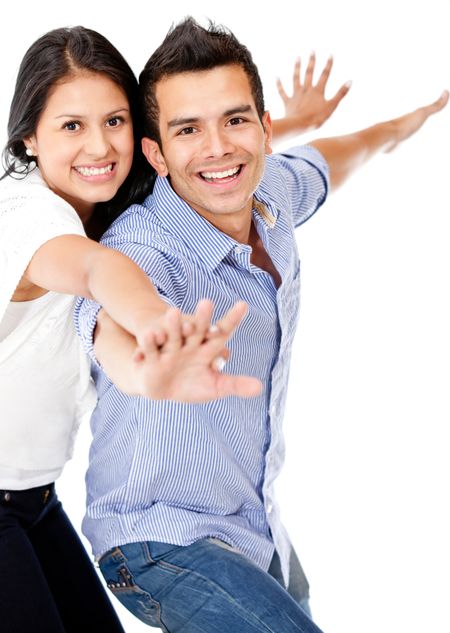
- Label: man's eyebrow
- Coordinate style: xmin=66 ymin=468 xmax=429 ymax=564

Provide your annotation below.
xmin=167 ymin=105 xmax=254 ymax=128
xmin=223 ymin=105 xmax=253 ymax=117
xmin=167 ymin=116 xmax=200 ymax=128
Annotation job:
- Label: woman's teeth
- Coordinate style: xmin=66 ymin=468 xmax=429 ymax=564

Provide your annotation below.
xmin=75 ymin=164 xmax=113 ymax=176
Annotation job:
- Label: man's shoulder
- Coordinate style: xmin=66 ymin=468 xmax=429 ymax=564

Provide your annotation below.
xmin=100 ymin=197 xmax=198 ymax=269
xmin=101 ymin=196 xmax=165 ymax=246
xmin=258 ymin=146 xmax=329 ymax=198
xmin=263 ymin=145 xmax=328 ymax=181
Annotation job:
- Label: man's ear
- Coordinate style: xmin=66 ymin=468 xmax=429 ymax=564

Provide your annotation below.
xmin=262 ymin=111 xmax=273 ymax=155
xmin=141 ymin=138 xmax=169 ymax=176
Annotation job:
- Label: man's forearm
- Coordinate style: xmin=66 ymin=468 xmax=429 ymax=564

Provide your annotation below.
xmin=309 ymin=91 xmax=448 ymax=191
xmin=93 ymin=309 xmax=141 ymax=394
xmin=309 ymin=121 xmax=395 ymax=190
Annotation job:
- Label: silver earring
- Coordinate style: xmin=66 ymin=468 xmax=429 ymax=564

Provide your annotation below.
xmin=25 ymin=148 xmax=33 ymax=157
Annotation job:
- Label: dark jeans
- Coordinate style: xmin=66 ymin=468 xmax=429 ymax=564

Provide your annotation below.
xmin=0 ymin=483 xmax=125 ymax=633
xmin=100 ymin=539 xmax=323 ymax=633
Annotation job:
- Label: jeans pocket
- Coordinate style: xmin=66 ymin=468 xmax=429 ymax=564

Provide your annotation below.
xmin=102 ymin=559 xmax=164 ymax=629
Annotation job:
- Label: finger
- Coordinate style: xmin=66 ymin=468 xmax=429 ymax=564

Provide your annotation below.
xmin=215 ymin=375 xmax=263 ymax=399
xmin=133 ymin=349 xmax=145 ymax=363
xmin=160 ymin=307 xmax=183 ymax=353
xmin=208 ymin=323 xmax=220 ymax=337
xmin=210 ymin=345 xmax=231 ymax=372
xmin=428 ymin=89 xmax=449 ymax=114
xmin=194 ymin=298 xmax=214 ymax=330
xmin=200 ymin=333 xmax=231 ymax=359
xmin=276 ymin=77 xmax=289 ymax=104
xmin=136 ymin=323 xmax=168 ymax=350
xmin=214 ymin=301 xmax=248 ymax=339
xmin=293 ymin=57 xmax=301 ymax=89
xmin=182 ymin=299 xmax=215 ymax=350
xmin=133 ymin=330 xmax=158 ymax=363
xmin=181 ymin=320 xmax=195 ymax=338
xmin=303 ymin=51 xmax=316 ymax=88
xmin=154 ymin=329 xmax=167 ymax=348
xmin=328 ymin=80 xmax=352 ymax=112
xmin=316 ymin=55 xmax=333 ymax=91
xmin=212 ymin=356 xmax=227 ymax=372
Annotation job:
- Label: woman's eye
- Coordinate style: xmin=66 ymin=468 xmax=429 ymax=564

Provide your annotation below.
xmin=63 ymin=121 xmax=81 ymax=132
xmin=106 ymin=116 xmax=123 ymax=127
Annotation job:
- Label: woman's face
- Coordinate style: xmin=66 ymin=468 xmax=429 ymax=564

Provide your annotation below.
xmin=25 ymin=72 xmax=134 ymax=222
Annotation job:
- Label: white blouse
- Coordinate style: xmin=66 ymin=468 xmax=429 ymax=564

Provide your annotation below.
xmin=0 ymin=169 xmax=96 ymax=489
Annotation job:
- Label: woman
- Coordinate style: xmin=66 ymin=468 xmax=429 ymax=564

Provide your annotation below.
xmin=0 ymin=25 xmax=263 ymax=633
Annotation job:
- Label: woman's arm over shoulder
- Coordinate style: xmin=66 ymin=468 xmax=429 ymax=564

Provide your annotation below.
xmin=25 ymin=233 xmax=166 ymax=338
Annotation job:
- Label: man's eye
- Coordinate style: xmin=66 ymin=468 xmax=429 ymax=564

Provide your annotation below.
xmin=228 ymin=117 xmax=244 ymax=126
xmin=178 ymin=127 xmax=196 ymax=135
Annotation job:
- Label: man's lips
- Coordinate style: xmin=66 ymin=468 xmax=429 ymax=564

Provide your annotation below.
xmin=199 ymin=165 xmax=242 ymax=183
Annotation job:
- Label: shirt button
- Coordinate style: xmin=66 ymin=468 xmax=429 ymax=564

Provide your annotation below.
xmin=3 ymin=492 xmax=11 ymax=502
xmin=235 ymin=246 xmax=243 ymax=255
xmin=266 ymin=502 xmax=273 ymax=514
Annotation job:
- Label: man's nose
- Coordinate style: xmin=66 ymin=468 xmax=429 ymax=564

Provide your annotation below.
xmin=202 ymin=127 xmax=235 ymax=159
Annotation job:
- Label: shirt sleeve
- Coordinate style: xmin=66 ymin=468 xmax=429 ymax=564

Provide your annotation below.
xmin=74 ymin=238 xmax=187 ymax=365
xmin=0 ymin=172 xmax=85 ymax=323
xmin=259 ymin=145 xmax=329 ymax=229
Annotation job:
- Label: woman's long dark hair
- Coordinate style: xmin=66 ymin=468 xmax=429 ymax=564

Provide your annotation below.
xmin=2 ymin=26 xmax=155 ymax=236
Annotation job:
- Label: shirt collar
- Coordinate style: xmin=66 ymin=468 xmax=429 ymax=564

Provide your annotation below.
xmin=253 ymin=198 xmax=277 ymax=229
xmin=149 ymin=171 xmax=280 ymax=268
xmin=253 ymin=158 xmax=282 ymax=226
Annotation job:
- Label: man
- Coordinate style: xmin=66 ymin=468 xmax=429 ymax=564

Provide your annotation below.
xmin=75 ymin=17 xmax=447 ymax=633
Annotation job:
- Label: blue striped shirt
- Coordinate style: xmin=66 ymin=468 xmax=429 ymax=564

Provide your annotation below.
xmin=74 ymin=145 xmax=329 ymax=586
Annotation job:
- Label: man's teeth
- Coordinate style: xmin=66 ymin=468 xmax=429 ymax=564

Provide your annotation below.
xmin=201 ymin=166 xmax=240 ymax=180
xmin=75 ymin=164 xmax=113 ymax=176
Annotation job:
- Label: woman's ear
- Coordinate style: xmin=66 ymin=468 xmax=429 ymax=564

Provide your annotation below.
xmin=141 ymin=138 xmax=169 ymax=176
xmin=23 ymin=135 xmax=38 ymax=157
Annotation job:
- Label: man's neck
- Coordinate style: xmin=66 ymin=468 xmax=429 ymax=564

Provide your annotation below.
xmin=192 ymin=205 xmax=253 ymax=246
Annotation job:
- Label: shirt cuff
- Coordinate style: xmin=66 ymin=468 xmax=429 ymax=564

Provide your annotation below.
xmin=73 ymin=297 xmax=103 ymax=368
xmin=280 ymin=144 xmax=330 ymax=189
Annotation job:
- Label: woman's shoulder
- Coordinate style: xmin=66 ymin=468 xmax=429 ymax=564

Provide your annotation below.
xmin=0 ymin=167 xmax=81 ymax=227
xmin=1 ymin=167 xmax=54 ymax=200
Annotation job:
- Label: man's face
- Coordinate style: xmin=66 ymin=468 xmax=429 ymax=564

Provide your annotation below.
xmin=142 ymin=64 xmax=272 ymax=233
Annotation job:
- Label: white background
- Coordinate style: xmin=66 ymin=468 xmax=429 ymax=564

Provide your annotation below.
xmin=1 ymin=1 xmax=449 ymax=631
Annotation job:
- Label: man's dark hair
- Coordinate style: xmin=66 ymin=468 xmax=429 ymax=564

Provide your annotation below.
xmin=139 ymin=17 xmax=265 ymax=145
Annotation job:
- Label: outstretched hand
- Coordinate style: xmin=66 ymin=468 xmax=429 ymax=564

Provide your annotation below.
xmin=272 ymin=54 xmax=351 ymax=142
xmin=132 ymin=300 xmax=262 ymax=402
xmin=383 ymin=90 xmax=449 ymax=152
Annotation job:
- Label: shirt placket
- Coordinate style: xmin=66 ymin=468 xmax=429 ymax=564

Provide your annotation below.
xmin=257 ymin=209 xmax=299 ymax=585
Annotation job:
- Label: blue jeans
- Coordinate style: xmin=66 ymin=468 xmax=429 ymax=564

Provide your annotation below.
xmin=267 ymin=545 xmax=311 ymax=617
xmin=99 ymin=539 xmax=324 ymax=632
xmin=0 ymin=484 xmax=124 ymax=633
